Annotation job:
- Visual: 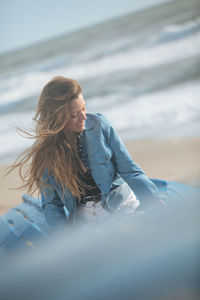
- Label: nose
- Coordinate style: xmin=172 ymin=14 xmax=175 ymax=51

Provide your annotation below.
xmin=79 ymin=111 xmax=87 ymax=120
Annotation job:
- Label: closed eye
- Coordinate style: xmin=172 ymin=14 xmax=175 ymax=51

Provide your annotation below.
xmin=70 ymin=114 xmax=78 ymax=119
xmin=70 ymin=106 xmax=86 ymax=118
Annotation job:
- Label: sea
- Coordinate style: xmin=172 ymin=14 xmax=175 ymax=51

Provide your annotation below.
xmin=0 ymin=0 xmax=200 ymax=163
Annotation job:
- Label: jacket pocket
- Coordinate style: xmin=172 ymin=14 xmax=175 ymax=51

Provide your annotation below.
xmin=92 ymin=146 xmax=113 ymax=163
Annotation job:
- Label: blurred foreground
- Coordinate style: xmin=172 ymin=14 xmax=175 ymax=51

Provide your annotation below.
xmin=0 ymin=185 xmax=199 ymax=300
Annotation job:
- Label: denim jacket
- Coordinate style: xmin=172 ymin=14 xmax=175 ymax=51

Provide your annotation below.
xmin=41 ymin=113 xmax=164 ymax=227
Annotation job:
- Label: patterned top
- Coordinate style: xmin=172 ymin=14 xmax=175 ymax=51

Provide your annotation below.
xmin=76 ymin=133 xmax=101 ymax=197
xmin=76 ymin=133 xmax=89 ymax=171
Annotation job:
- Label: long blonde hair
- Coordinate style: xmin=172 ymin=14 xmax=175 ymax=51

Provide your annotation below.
xmin=8 ymin=76 xmax=87 ymax=198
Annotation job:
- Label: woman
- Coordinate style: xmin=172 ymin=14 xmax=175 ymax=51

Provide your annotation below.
xmin=11 ymin=76 xmax=165 ymax=229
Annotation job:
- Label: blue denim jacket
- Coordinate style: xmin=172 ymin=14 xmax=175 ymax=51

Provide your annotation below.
xmin=41 ymin=113 xmax=163 ymax=227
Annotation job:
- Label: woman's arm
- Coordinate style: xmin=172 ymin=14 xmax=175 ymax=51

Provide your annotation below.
xmin=101 ymin=114 xmax=162 ymax=208
xmin=41 ymin=171 xmax=68 ymax=228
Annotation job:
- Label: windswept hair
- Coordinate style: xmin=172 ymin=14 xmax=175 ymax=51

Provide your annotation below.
xmin=8 ymin=76 xmax=87 ymax=199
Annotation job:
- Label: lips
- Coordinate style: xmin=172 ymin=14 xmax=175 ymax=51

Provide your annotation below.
xmin=77 ymin=122 xmax=85 ymax=127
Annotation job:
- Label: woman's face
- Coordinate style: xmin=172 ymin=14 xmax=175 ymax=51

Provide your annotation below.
xmin=64 ymin=93 xmax=87 ymax=133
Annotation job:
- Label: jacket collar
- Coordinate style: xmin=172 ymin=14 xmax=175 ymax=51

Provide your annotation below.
xmin=84 ymin=114 xmax=94 ymax=131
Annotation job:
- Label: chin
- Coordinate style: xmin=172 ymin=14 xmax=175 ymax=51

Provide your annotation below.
xmin=76 ymin=127 xmax=85 ymax=133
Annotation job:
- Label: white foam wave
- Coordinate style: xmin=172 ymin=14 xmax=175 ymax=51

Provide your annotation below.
xmin=104 ymin=81 xmax=200 ymax=137
xmin=0 ymin=111 xmax=35 ymax=161
xmin=57 ymin=31 xmax=200 ymax=79
xmin=1 ymin=28 xmax=199 ymax=111
xmin=1 ymin=80 xmax=199 ymax=162
xmin=165 ymin=18 xmax=200 ymax=34
xmin=0 ymin=72 xmax=52 ymax=107
xmin=152 ymin=18 xmax=200 ymax=45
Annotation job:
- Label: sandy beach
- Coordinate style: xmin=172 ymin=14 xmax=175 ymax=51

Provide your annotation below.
xmin=0 ymin=136 xmax=200 ymax=215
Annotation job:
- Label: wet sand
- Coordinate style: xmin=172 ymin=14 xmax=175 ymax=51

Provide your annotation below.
xmin=0 ymin=137 xmax=199 ymax=215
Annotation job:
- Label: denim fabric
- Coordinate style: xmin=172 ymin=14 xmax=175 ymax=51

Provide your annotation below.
xmin=41 ymin=113 xmax=165 ymax=227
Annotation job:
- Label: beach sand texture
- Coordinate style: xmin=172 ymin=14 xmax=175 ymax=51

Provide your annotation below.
xmin=1 ymin=137 xmax=199 ymax=215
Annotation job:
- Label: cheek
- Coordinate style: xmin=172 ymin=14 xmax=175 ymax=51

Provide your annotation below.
xmin=65 ymin=119 xmax=77 ymax=130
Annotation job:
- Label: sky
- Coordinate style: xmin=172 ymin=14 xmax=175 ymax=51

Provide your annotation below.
xmin=0 ymin=0 xmax=169 ymax=54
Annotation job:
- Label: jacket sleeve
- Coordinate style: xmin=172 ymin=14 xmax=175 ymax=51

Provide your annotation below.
xmin=100 ymin=114 xmax=162 ymax=208
xmin=41 ymin=170 xmax=68 ymax=229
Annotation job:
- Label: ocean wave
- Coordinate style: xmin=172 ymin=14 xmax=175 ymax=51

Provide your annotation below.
xmin=1 ymin=28 xmax=199 ymax=114
xmin=0 ymin=111 xmax=34 ymax=162
xmin=1 ymin=80 xmax=199 ymax=162
xmin=0 ymin=72 xmax=51 ymax=108
xmin=54 ymin=30 xmax=200 ymax=79
xmin=102 ymin=81 xmax=200 ymax=137
xmin=152 ymin=18 xmax=200 ymax=44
